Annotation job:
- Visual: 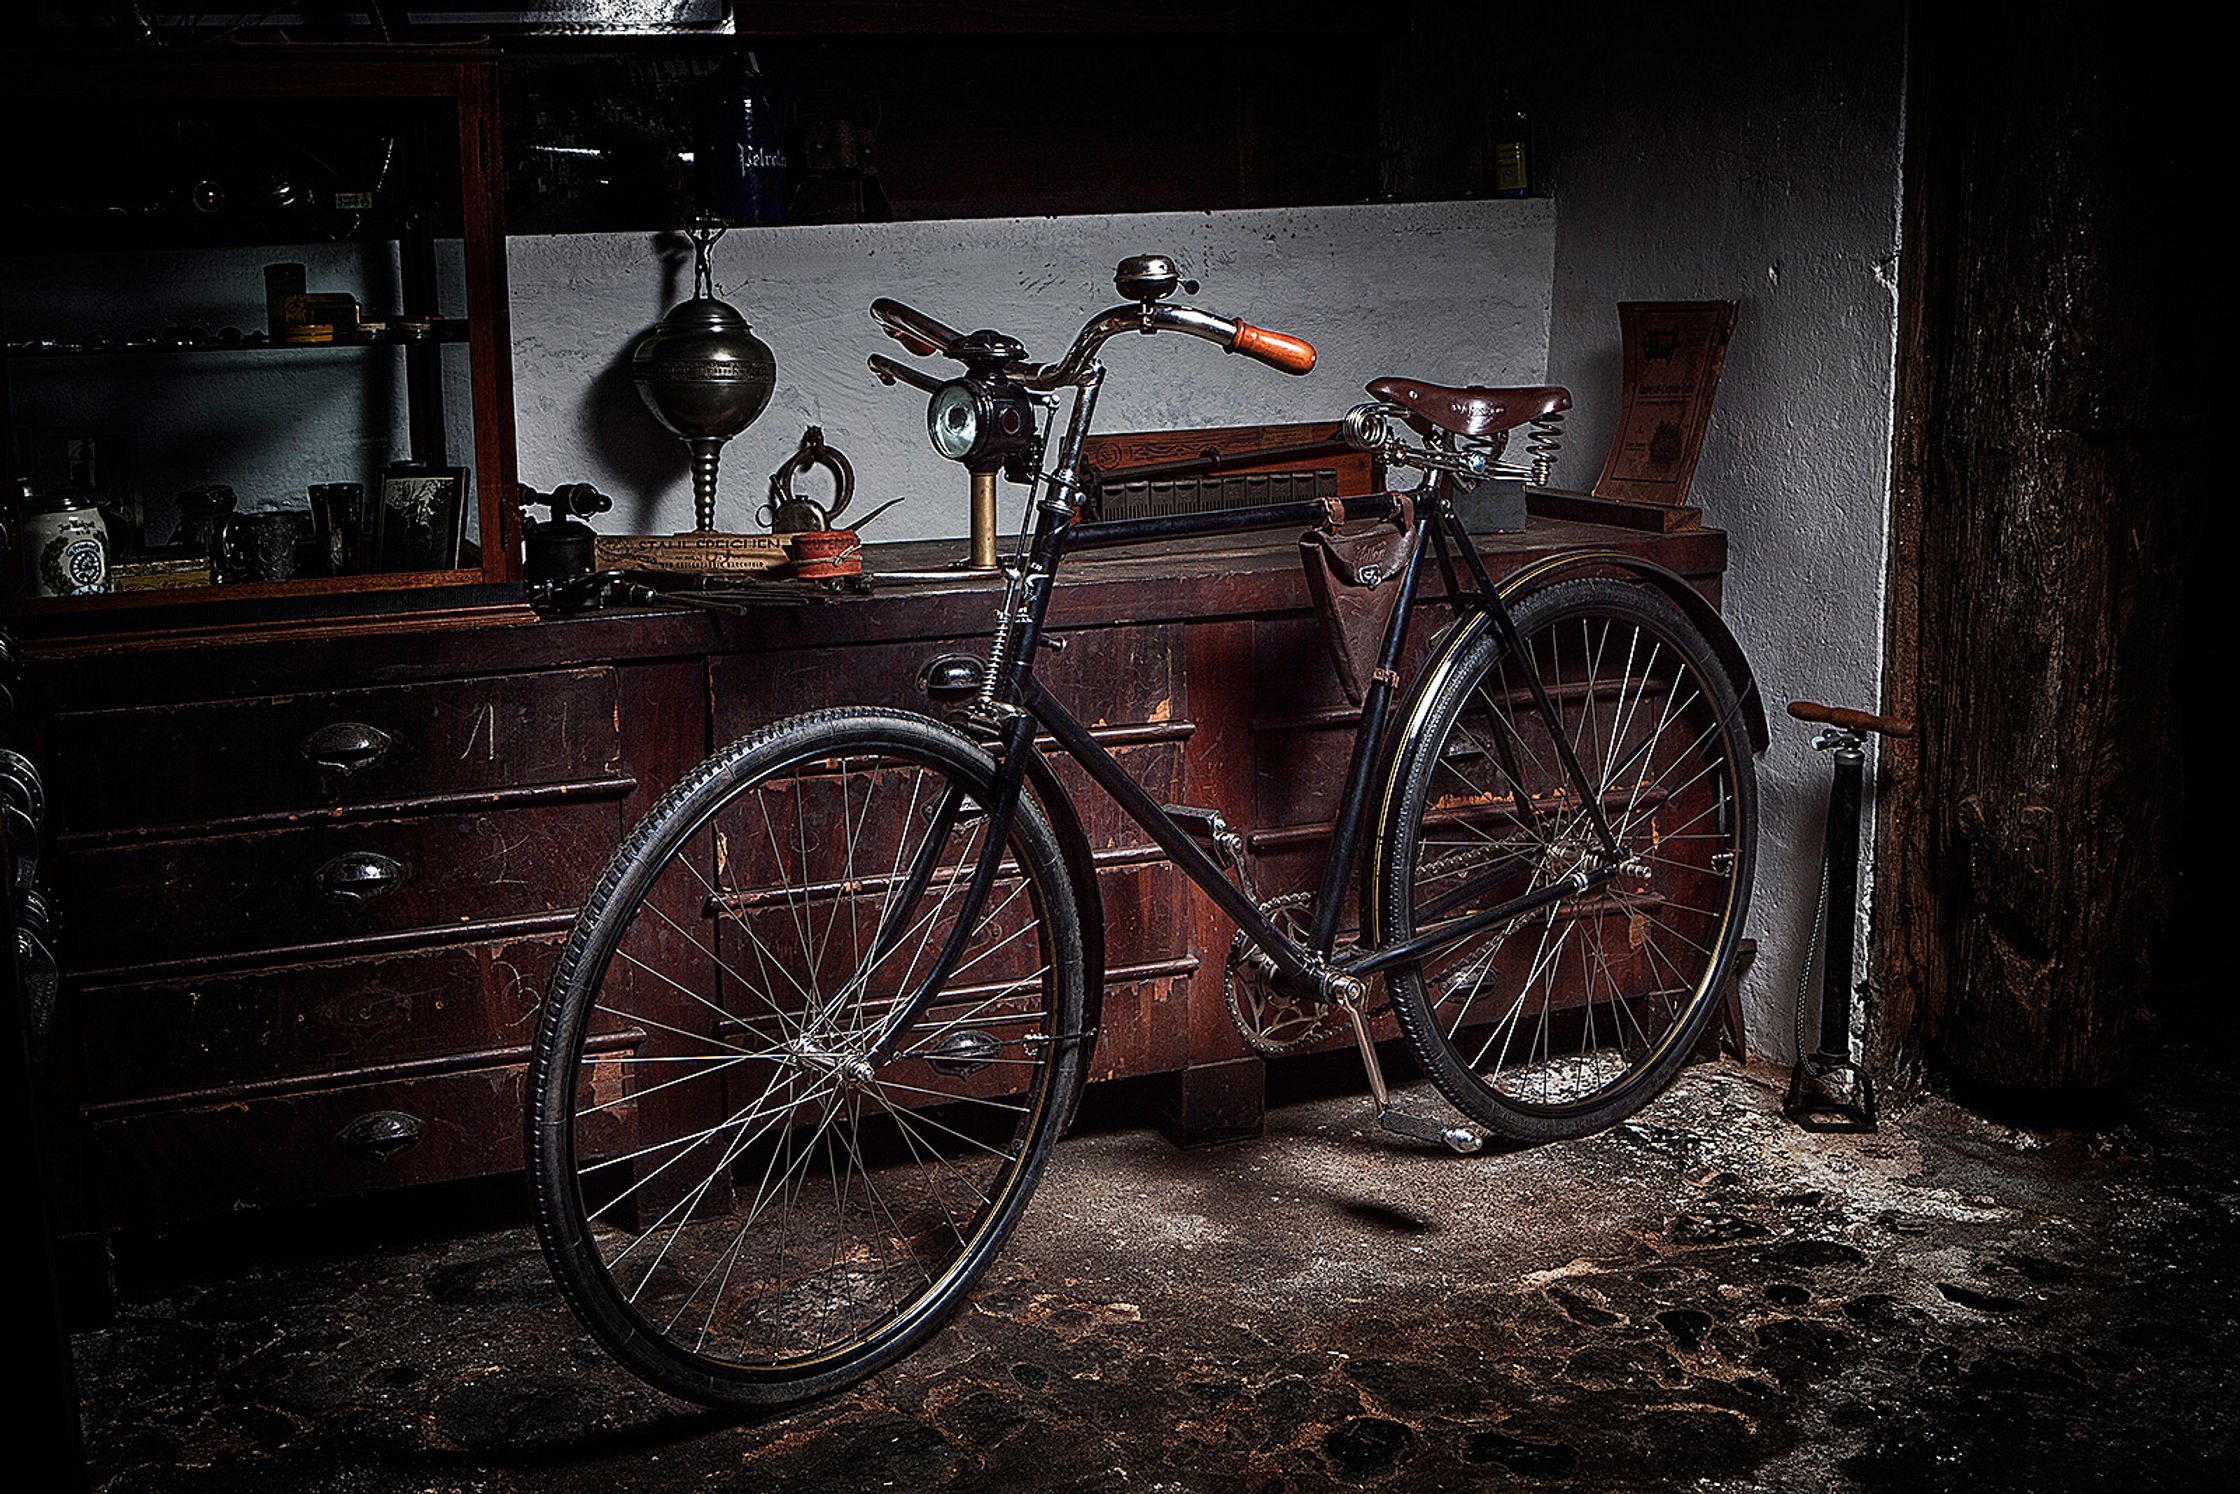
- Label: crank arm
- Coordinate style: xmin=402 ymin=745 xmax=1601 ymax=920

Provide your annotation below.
xmin=1334 ymin=982 xmax=1486 ymax=1155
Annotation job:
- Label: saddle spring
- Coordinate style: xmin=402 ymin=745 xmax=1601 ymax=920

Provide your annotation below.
xmin=973 ymin=565 xmax=1028 ymax=717
xmin=1523 ymin=410 xmax=1564 ymax=486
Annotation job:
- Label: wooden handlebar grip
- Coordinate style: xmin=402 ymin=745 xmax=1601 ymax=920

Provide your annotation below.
xmin=1231 ymin=322 xmax=1317 ymax=374
xmin=1787 ymin=700 xmax=1916 ymax=738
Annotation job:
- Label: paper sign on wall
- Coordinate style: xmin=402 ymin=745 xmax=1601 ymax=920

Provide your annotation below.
xmin=1591 ymin=301 xmax=1738 ymax=509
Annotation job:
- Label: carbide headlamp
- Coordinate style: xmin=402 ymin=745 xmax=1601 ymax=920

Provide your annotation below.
xmin=926 ymin=377 xmax=1036 ymax=473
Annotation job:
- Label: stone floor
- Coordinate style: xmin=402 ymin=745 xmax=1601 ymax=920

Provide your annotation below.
xmin=74 ymin=1044 xmax=2240 ymax=1492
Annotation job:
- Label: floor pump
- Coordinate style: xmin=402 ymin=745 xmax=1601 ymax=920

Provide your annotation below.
xmin=1782 ymin=699 xmax=1914 ymax=1133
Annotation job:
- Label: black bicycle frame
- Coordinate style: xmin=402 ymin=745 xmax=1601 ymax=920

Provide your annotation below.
xmin=863 ymin=373 xmax=1622 ymax=1064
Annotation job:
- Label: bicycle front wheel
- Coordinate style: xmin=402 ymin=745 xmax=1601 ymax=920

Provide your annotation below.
xmin=1376 ymin=578 xmax=1757 ymax=1140
xmin=528 ymin=708 xmax=1086 ymax=1407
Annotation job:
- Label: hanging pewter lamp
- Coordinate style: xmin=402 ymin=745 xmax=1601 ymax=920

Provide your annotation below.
xmin=633 ymin=221 xmax=777 ymax=531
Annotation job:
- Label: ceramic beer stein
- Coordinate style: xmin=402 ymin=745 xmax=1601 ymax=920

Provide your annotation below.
xmin=19 ymin=484 xmax=110 ymax=598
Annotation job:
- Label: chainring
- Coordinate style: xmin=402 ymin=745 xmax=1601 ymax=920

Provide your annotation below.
xmin=1224 ymin=891 xmax=1345 ymax=1057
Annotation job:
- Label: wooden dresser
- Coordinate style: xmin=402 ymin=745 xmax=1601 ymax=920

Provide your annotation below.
xmin=17 ymin=519 xmax=1727 ymax=1240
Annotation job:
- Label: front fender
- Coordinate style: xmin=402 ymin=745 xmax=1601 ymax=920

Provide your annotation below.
xmin=1018 ymin=744 xmax=1105 ymax=1127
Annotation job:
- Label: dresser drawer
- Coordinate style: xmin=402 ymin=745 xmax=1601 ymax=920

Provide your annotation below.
xmin=74 ymin=932 xmax=570 ymax=1107
xmin=90 ymin=1058 xmax=636 ymax=1227
xmin=49 ymin=667 xmax=622 ymax=836
xmin=60 ymin=797 xmax=621 ymax=977
xmin=709 ymin=622 xmax=1183 ymax=739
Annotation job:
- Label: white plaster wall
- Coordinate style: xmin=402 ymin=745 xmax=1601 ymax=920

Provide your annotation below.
xmin=503 ymin=201 xmax=1556 ymax=540
xmin=1534 ymin=7 xmax=1908 ymax=1059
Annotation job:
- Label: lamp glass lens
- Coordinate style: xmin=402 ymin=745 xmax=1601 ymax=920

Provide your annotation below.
xmin=928 ymin=383 xmax=982 ymax=460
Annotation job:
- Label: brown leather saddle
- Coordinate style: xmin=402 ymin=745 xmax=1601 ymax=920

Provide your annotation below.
xmin=1366 ymin=376 xmax=1571 ymax=438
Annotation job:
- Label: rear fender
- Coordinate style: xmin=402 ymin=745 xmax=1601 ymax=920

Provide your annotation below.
xmin=1497 ymin=551 xmax=1769 ymax=752
xmin=1359 ymin=551 xmax=1766 ymax=947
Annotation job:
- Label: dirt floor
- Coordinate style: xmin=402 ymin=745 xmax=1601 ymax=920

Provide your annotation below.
xmin=72 ymin=1044 xmax=2240 ymax=1492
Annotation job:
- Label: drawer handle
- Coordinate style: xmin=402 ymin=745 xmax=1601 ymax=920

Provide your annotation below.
xmin=315 ymin=851 xmax=408 ymax=903
xmin=301 ymin=720 xmax=395 ymax=776
xmin=336 ymin=1109 xmax=424 ymax=1162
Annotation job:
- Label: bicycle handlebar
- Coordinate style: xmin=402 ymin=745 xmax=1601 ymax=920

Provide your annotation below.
xmin=868 ymin=296 xmax=1318 ymax=392
xmin=1232 ymin=320 xmax=1317 ymax=374
xmin=868 ymin=298 xmax=966 ymax=359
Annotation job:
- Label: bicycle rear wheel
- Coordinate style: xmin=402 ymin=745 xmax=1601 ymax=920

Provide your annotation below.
xmin=528 ymin=708 xmax=1086 ymax=1407
xmin=1376 ymin=578 xmax=1757 ymax=1140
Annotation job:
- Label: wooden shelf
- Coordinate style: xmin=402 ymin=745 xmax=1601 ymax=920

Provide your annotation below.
xmin=1 ymin=45 xmax=522 ymax=618
xmin=6 ymin=322 xmax=470 ymax=361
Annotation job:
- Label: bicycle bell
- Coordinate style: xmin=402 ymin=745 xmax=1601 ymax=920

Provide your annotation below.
xmin=520 ymin=481 xmax=613 ymax=584
xmin=762 ymin=426 xmax=855 ymax=534
xmin=1114 ymin=252 xmax=1198 ymax=306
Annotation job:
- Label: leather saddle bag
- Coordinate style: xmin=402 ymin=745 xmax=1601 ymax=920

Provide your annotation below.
xmin=1297 ymin=496 xmax=1418 ymax=705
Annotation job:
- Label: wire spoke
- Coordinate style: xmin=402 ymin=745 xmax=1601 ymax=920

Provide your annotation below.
xmin=545 ymin=730 xmax=1073 ymax=1374
xmin=1392 ymin=597 xmax=1748 ymax=1119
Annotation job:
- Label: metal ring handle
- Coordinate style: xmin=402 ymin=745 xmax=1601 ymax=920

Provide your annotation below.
xmin=315 ymin=851 xmax=407 ymax=903
xmin=335 ymin=1109 xmax=425 ymax=1161
xmin=300 ymin=720 xmax=395 ymax=775
xmin=768 ymin=427 xmax=856 ymax=522
xmin=0 ymin=747 xmax=46 ymax=828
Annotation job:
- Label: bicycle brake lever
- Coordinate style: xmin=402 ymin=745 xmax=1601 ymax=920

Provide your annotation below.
xmin=868 ymin=352 xmax=942 ymax=393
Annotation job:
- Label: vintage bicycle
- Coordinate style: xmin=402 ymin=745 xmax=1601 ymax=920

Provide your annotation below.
xmin=527 ymin=255 xmax=1765 ymax=1407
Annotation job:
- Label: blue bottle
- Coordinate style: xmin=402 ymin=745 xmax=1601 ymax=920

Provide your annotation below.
xmin=698 ymin=53 xmax=788 ymax=226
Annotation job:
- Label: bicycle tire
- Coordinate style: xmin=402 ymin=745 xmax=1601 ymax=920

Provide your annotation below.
xmin=528 ymin=707 xmax=1086 ymax=1407
xmin=1376 ymin=578 xmax=1758 ymax=1140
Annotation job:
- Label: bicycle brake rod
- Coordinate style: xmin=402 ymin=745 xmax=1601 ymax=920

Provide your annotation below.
xmin=866 ymin=352 xmax=943 ymax=393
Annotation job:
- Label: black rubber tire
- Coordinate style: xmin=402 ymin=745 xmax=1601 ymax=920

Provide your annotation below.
xmin=527 ymin=708 xmax=1086 ymax=1408
xmin=1377 ymin=579 xmax=1758 ymax=1141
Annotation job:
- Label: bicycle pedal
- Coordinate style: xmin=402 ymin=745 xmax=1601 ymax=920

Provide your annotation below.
xmin=1162 ymin=803 xmax=1237 ymax=846
xmin=1161 ymin=803 xmax=1252 ymax=882
xmin=1376 ymin=1107 xmax=1486 ymax=1154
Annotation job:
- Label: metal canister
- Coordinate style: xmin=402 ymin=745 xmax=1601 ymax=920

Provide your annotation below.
xmin=18 ymin=483 xmax=110 ymax=598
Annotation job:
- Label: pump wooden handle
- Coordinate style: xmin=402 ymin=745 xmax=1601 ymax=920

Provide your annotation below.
xmin=1787 ymin=700 xmax=1916 ymax=738
xmin=1231 ymin=321 xmax=1317 ymax=375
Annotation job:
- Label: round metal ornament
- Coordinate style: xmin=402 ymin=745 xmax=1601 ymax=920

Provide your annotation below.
xmin=632 ymin=221 xmax=778 ymax=531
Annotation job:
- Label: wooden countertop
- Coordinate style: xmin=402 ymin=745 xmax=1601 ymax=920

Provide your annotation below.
xmin=23 ymin=517 xmax=1724 ymax=700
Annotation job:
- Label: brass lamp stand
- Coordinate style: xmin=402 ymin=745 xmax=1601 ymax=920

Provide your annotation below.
xmin=968 ymin=470 xmax=999 ymax=571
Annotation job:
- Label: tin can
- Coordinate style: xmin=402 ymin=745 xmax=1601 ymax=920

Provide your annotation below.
xmin=20 ymin=484 xmax=111 ymax=597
